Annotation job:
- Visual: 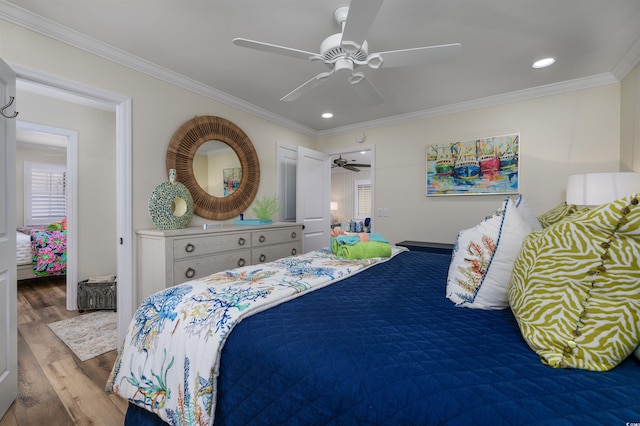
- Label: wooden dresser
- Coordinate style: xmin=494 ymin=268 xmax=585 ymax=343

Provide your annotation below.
xmin=137 ymin=223 xmax=302 ymax=302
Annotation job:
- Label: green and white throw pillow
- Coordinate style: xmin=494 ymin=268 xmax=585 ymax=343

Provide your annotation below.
xmin=446 ymin=197 xmax=534 ymax=310
xmin=537 ymin=201 xmax=578 ymax=228
xmin=509 ymin=193 xmax=640 ymax=371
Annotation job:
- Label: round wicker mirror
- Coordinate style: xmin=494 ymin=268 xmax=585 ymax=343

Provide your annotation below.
xmin=166 ymin=116 xmax=260 ymax=220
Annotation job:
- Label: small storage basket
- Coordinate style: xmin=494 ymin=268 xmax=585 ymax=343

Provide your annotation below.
xmin=77 ymin=279 xmax=117 ymax=312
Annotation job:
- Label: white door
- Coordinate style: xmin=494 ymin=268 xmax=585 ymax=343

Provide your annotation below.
xmin=276 ymin=143 xmax=297 ymax=222
xmin=296 ymin=146 xmax=331 ymax=252
xmin=0 ymin=58 xmax=18 ymax=419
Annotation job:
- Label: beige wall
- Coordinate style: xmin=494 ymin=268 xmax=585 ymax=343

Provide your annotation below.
xmin=621 ymin=61 xmax=640 ymax=172
xmin=320 ymin=84 xmax=622 ymax=244
xmin=15 ymin=90 xmax=117 ymax=280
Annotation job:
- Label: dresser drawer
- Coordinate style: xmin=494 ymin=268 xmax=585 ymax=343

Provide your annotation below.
xmin=251 ymin=227 xmax=301 ymax=247
xmin=252 ymin=242 xmax=301 ymax=264
xmin=173 ymin=232 xmax=250 ymax=260
xmin=173 ymin=249 xmax=251 ymax=285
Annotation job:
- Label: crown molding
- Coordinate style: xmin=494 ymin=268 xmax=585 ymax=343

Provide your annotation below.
xmin=319 ymin=73 xmax=619 ymax=137
xmin=0 ymin=0 xmax=317 ymax=137
xmin=612 ymin=36 xmax=640 ymax=81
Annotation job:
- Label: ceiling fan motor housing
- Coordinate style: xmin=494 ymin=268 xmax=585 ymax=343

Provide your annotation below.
xmin=320 ymin=33 xmax=368 ymax=69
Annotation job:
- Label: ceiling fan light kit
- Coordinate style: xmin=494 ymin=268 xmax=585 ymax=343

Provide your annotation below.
xmin=232 ymin=0 xmax=461 ymax=105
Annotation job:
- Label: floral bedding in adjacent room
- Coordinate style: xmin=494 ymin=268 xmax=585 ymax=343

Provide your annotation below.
xmin=18 ymin=227 xmax=67 ymax=276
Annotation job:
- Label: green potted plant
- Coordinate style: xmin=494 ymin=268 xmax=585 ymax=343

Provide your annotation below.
xmin=252 ymin=194 xmax=282 ymax=223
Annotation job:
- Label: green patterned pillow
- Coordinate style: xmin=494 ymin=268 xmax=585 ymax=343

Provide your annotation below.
xmin=537 ymin=201 xmax=578 ymax=228
xmin=509 ymin=193 xmax=640 ymax=371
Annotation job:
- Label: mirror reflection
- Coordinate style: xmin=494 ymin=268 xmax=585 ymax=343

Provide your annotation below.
xmin=193 ymin=140 xmax=242 ymax=197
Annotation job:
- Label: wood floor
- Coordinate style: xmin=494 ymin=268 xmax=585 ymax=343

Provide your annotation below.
xmin=0 ymin=277 xmax=127 ymax=426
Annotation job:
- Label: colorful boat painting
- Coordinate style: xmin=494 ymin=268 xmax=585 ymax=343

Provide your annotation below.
xmin=426 ymin=133 xmax=519 ymax=196
xmin=497 ymin=134 xmax=519 ymax=172
xmin=453 ymin=141 xmax=480 ymax=184
xmin=435 ymin=145 xmax=454 ymax=176
xmin=478 ymin=138 xmax=500 ymax=177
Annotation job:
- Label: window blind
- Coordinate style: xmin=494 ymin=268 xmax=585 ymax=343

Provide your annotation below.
xmin=354 ymin=179 xmax=371 ymax=219
xmin=24 ymin=162 xmax=67 ymax=226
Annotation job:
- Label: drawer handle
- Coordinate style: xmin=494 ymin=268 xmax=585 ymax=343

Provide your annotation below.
xmin=291 ymin=248 xmax=297 ymax=255
xmin=291 ymin=232 xmax=297 ymax=239
xmin=259 ymin=254 xmax=266 ymax=262
xmin=238 ymin=237 xmax=246 ymax=246
xmin=237 ymin=258 xmax=246 ymax=267
xmin=185 ymin=267 xmax=195 ymax=279
xmin=259 ymin=235 xmax=266 ymax=243
xmin=185 ymin=243 xmax=195 ymax=253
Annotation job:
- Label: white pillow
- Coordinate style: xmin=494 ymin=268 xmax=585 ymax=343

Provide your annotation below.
xmin=446 ymin=197 xmax=533 ymax=310
xmin=512 ymin=194 xmax=542 ymax=231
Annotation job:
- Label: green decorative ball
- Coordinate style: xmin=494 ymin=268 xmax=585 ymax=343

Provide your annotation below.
xmin=148 ymin=170 xmax=194 ymax=230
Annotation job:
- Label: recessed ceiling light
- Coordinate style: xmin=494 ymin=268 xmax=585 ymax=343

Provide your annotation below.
xmin=322 ymin=112 xmax=333 ymax=119
xmin=532 ymin=57 xmax=556 ymax=69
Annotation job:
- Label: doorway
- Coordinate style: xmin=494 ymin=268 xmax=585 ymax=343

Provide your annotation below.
xmin=275 ymin=143 xmax=375 ymax=246
xmin=329 ymin=146 xmax=375 ymax=232
xmin=16 ymin=121 xmax=77 ymax=303
xmin=14 ymin=65 xmax=133 ymax=344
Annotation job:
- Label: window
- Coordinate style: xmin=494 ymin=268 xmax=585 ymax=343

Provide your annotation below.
xmin=354 ymin=179 xmax=371 ymax=219
xmin=24 ymin=161 xmax=67 ymax=226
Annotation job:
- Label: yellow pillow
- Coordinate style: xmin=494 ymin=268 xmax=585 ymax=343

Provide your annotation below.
xmin=509 ymin=194 xmax=640 ymax=371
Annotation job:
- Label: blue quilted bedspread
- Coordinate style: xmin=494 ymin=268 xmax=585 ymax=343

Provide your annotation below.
xmin=127 ymin=250 xmax=640 ymax=425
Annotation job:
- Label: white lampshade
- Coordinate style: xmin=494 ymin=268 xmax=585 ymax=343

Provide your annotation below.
xmin=330 ymin=201 xmax=338 ymax=211
xmin=566 ymin=172 xmax=640 ymax=206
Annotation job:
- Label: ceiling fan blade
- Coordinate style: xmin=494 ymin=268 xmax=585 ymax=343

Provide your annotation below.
xmin=280 ymin=70 xmax=334 ymax=102
xmin=368 ymin=43 xmax=462 ymax=69
xmin=350 ymin=163 xmax=370 ymax=168
xmin=350 ymin=73 xmax=383 ymax=106
xmin=233 ymin=38 xmax=321 ymax=61
xmin=343 ymin=165 xmax=361 ymax=172
xmin=341 ymin=0 xmax=383 ymax=50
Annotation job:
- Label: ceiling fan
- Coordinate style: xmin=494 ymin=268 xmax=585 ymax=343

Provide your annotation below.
xmin=332 ymin=155 xmax=370 ymax=172
xmin=232 ymin=0 xmax=461 ymax=106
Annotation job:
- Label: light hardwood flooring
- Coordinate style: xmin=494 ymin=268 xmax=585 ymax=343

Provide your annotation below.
xmin=0 ymin=277 xmax=127 ymax=426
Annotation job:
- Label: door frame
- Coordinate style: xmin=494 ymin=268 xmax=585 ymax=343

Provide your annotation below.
xmin=0 ymin=56 xmax=18 ymax=421
xmin=11 ymin=63 xmax=133 ymax=344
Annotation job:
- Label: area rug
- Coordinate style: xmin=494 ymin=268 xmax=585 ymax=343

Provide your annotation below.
xmin=48 ymin=311 xmax=117 ymax=361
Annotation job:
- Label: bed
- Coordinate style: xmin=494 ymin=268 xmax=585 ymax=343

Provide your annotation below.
xmin=16 ymin=227 xmax=67 ymax=280
xmin=108 ymin=245 xmax=640 ymax=425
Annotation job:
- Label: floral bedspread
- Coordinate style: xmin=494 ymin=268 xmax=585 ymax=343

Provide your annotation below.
xmin=18 ymin=227 xmax=67 ymax=276
xmin=107 ymin=247 xmax=405 ymax=425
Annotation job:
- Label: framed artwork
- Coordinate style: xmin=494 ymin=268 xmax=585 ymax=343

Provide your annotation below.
xmin=223 ymin=167 xmax=242 ymax=196
xmin=426 ymin=133 xmax=519 ymax=196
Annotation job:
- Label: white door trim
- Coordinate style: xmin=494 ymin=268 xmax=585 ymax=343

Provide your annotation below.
xmin=0 ymin=56 xmax=18 ymax=421
xmin=11 ymin=63 xmax=133 ymax=344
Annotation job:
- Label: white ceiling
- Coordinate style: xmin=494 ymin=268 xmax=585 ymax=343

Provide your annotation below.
xmin=3 ymin=0 xmax=640 ymax=135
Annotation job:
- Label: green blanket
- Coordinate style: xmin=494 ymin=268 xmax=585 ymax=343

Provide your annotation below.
xmin=335 ymin=241 xmax=392 ymax=260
